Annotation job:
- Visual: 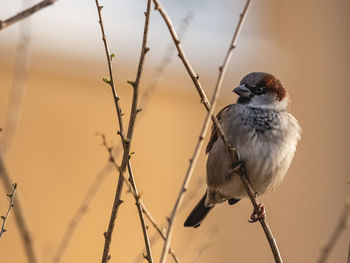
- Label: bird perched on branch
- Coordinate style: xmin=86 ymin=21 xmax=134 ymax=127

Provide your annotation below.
xmin=184 ymin=72 xmax=301 ymax=228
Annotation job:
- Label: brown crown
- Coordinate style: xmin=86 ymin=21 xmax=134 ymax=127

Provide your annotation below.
xmin=261 ymin=74 xmax=286 ymax=101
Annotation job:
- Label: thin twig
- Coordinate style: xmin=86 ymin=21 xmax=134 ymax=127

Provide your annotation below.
xmin=127 ymin=162 xmax=153 ymax=263
xmin=140 ymin=202 xmax=180 ymax=263
xmin=0 ymin=156 xmax=39 ymax=263
xmin=152 ymin=0 xmax=234 ymax=156
xmin=133 ymin=181 xmax=201 ymax=263
xmin=93 ymin=0 xmax=133 ymax=260
xmin=156 ymin=1 xmax=253 ymax=263
xmin=317 ymin=203 xmax=350 ymax=263
xmin=94 ymin=0 xmax=154 ymax=262
xmin=100 ymin=135 xmax=179 ymax=263
xmin=0 ymin=0 xmax=57 ymax=31
xmin=0 ymin=182 xmax=17 ymax=237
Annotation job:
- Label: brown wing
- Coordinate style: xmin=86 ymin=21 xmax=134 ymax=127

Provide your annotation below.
xmin=205 ymin=104 xmax=232 ymax=154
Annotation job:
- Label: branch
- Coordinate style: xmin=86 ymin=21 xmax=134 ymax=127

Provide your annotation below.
xmin=140 ymin=202 xmax=180 ymax=263
xmin=0 ymin=156 xmax=39 ymax=263
xmin=157 ymin=1 xmax=252 ymax=263
xmin=317 ymin=203 xmax=350 ymax=263
xmin=154 ymin=1 xmax=283 ymax=262
xmin=0 ymin=182 xmax=17 ymax=237
xmin=0 ymin=0 xmax=57 ymax=31
xmin=100 ymin=135 xmax=179 ymax=263
xmin=100 ymin=134 xmax=154 ymax=263
xmin=94 ymin=0 xmax=154 ymax=262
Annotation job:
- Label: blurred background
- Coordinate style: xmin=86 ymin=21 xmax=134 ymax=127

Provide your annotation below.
xmin=0 ymin=0 xmax=349 ymax=262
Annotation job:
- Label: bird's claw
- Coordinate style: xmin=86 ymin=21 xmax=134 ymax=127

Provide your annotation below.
xmin=248 ymin=203 xmax=266 ymax=223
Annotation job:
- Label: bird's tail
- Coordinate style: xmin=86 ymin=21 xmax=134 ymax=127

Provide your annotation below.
xmin=184 ymin=192 xmax=213 ymax=228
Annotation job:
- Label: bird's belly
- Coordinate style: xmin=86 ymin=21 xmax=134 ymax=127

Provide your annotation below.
xmin=208 ymin=136 xmax=294 ymax=201
xmin=236 ymin=138 xmax=293 ymax=197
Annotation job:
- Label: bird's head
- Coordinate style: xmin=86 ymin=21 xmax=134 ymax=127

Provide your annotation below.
xmin=233 ymin=72 xmax=289 ymax=110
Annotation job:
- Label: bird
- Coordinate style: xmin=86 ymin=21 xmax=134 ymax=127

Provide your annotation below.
xmin=184 ymin=72 xmax=301 ymax=228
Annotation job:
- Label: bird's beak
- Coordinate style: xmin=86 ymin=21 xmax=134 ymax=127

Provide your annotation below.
xmin=233 ymin=84 xmax=251 ymax=97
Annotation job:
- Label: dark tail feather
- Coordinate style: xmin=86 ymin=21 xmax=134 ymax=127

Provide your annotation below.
xmin=184 ymin=193 xmax=213 ymax=228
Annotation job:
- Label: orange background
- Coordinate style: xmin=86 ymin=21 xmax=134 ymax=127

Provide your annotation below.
xmin=0 ymin=0 xmax=349 ymax=262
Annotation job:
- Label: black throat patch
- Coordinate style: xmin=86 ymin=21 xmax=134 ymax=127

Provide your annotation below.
xmin=241 ymin=107 xmax=281 ymax=134
xmin=237 ymin=96 xmax=252 ymax=104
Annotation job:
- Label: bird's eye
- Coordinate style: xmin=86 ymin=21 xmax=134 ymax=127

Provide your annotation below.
xmin=254 ymin=86 xmax=264 ymax=94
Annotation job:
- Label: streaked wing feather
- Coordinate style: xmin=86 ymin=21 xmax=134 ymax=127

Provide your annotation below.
xmin=206 ymin=104 xmax=232 ymax=154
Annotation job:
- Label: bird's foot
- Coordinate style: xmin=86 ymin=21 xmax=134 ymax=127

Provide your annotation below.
xmin=248 ymin=203 xmax=266 ymax=223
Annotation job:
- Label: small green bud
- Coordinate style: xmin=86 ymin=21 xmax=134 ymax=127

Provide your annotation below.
xmin=127 ymin=80 xmax=135 ymax=87
xmin=102 ymin=77 xmax=110 ymax=84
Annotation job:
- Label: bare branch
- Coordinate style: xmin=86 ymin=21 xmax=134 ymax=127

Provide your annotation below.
xmin=317 ymin=203 xmax=350 ymax=263
xmin=99 ymin=134 xmax=154 ymax=263
xmin=93 ymin=0 xmax=131 ymax=260
xmin=0 ymin=156 xmax=39 ymax=263
xmin=0 ymin=0 xmax=57 ymax=31
xmin=94 ymin=2 xmax=126 ymax=144
xmin=100 ymin=135 xmax=179 ymax=263
xmin=0 ymin=182 xmax=17 ymax=237
xmin=94 ymin=0 xmax=154 ymax=262
xmin=156 ymin=1 xmax=253 ymax=262
xmin=140 ymin=202 xmax=180 ymax=263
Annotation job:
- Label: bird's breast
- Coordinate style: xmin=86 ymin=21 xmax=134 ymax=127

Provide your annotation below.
xmin=225 ymin=106 xmax=299 ymax=195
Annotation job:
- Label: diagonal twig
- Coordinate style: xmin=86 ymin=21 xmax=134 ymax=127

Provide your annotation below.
xmin=140 ymin=202 xmax=180 ymax=263
xmin=0 ymin=156 xmax=39 ymax=263
xmin=100 ymin=135 xmax=179 ymax=262
xmin=0 ymin=0 xmax=57 ymax=31
xmin=94 ymin=0 xmax=154 ymax=262
xmin=153 ymin=1 xmax=284 ymax=262
xmin=0 ymin=182 xmax=17 ymax=238
xmin=156 ymin=1 xmax=252 ymax=262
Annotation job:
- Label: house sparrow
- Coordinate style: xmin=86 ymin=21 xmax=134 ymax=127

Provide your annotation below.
xmin=184 ymin=72 xmax=301 ymax=228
